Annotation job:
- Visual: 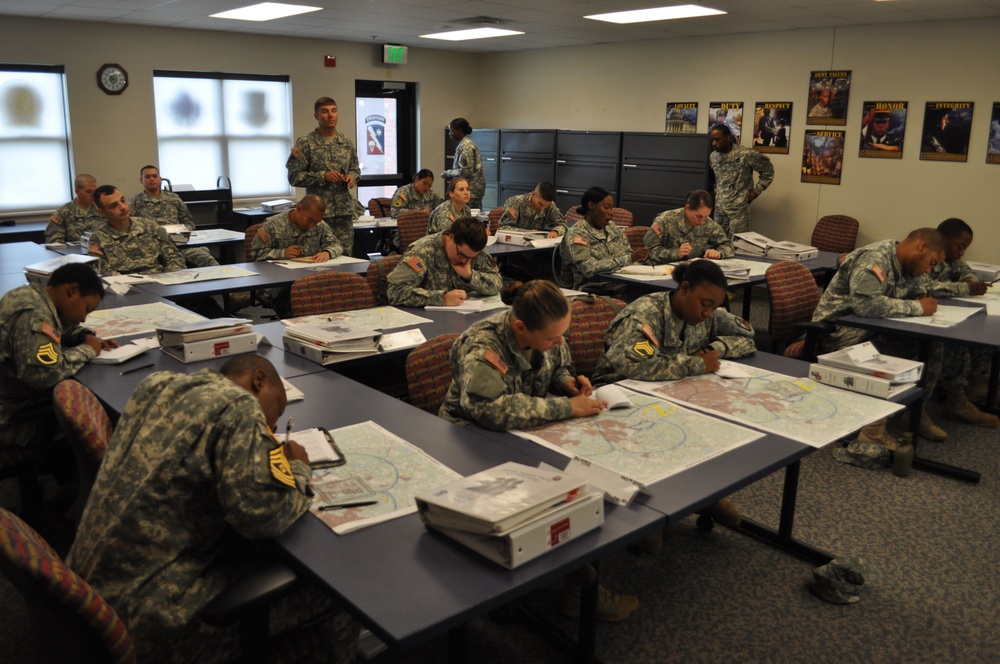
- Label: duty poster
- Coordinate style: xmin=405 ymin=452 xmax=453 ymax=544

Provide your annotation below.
xmin=709 ymin=102 xmax=743 ymax=141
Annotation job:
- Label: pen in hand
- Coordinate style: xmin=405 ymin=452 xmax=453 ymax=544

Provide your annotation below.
xmin=120 ymin=363 xmax=155 ymax=376
xmin=284 ymin=417 xmax=293 ymax=446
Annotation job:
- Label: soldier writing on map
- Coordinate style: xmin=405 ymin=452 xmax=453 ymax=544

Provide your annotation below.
xmin=593 ymin=260 xmax=756 ymax=528
xmin=438 ymin=279 xmax=638 ymax=623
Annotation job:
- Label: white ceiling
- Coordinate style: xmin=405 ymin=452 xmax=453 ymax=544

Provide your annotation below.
xmin=3 ymin=0 xmax=1000 ymax=52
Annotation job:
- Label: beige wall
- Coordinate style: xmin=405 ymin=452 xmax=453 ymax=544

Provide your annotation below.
xmin=2 ymin=16 xmax=999 ymax=262
xmin=473 ymin=19 xmax=1000 ymax=262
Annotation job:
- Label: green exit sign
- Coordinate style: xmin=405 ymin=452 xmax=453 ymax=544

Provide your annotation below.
xmin=382 ymin=45 xmax=408 ymax=65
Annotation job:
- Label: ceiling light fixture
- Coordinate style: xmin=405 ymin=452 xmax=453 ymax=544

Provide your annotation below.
xmin=585 ymin=4 xmax=726 ymax=24
xmin=420 ymin=27 xmax=524 ymax=41
xmin=211 ymin=2 xmax=321 ymax=22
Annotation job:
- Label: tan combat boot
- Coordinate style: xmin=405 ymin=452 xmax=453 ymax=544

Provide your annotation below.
xmin=944 ymin=391 xmax=999 ymax=428
xmin=697 ymin=498 xmax=741 ymax=528
xmin=857 ymin=418 xmax=899 ymax=451
xmin=898 ymin=410 xmax=948 ymax=442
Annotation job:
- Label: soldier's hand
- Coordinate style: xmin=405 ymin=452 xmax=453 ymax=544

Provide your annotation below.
xmin=748 ymin=191 xmax=759 ymax=203
xmin=570 ymin=395 xmax=607 ymax=418
xmin=451 ymin=260 xmax=473 ymax=281
xmin=345 ymin=176 xmax=356 ymax=189
xmin=547 ymin=230 xmax=559 ymax=239
xmin=967 ymin=280 xmax=989 ymax=296
xmin=678 ymin=242 xmax=693 ymax=258
xmin=285 ymin=245 xmax=302 ymax=259
xmin=84 ymin=336 xmax=103 ymax=354
xmin=443 ymin=289 xmax=468 ymax=306
xmin=324 ymin=170 xmax=343 ymax=183
xmin=310 ymin=251 xmax=331 ymax=263
xmin=704 ymin=249 xmax=722 ymax=259
xmin=918 ymin=295 xmax=938 ymax=316
xmin=285 ymin=440 xmax=310 ymax=464
xmin=563 ymin=375 xmax=594 ymax=397
xmin=697 ymin=348 xmax=721 ymax=373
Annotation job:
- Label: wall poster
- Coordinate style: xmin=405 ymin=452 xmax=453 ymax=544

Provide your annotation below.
xmin=665 ymin=102 xmax=698 ymax=134
xmin=807 ymin=71 xmax=850 ymax=126
xmin=859 ymin=101 xmax=907 ymax=159
xmin=753 ymin=102 xmax=793 ymax=154
xmin=801 ymin=130 xmax=845 ymax=184
xmin=920 ymin=101 xmax=974 ymax=162
xmin=709 ymin=102 xmax=743 ymax=140
xmin=986 ymin=102 xmax=1000 ymax=164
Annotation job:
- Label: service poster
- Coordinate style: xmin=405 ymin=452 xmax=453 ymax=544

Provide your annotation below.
xmin=801 ymin=130 xmax=845 ymax=185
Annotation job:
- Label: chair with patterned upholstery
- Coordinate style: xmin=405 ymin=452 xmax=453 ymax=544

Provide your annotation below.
xmin=365 ymin=255 xmax=402 ymax=305
xmin=0 ymin=506 xmax=137 ymax=664
xmin=566 ymin=296 xmax=626 ymax=378
xmin=52 ymin=380 xmax=113 ymax=525
xmin=396 ymin=209 xmax=430 ymax=253
xmin=487 ymin=207 xmax=504 ymax=235
xmin=290 ymin=271 xmax=375 ymax=317
xmin=564 ymin=207 xmax=583 ymax=225
xmin=611 ymin=207 xmax=634 ymax=228
xmin=244 ymin=223 xmax=263 ymax=262
xmin=406 ymin=334 xmax=459 ymax=413
xmin=765 ymin=261 xmax=825 ymax=356
xmin=625 ymin=226 xmax=650 ymax=263
xmin=367 ymin=197 xmax=391 ymax=218
xmin=811 ymin=215 xmax=859 ymax=253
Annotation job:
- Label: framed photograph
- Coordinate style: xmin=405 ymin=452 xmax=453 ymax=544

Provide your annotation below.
xmin=807 ymin=71 xmax=850 ymax=126
xmin=859 ymin=101 xmax=907 ymax=159
xmin=987 ymin=102 xmax=1000 ymax=165
xmin=920 ymin=102 xmax=974 ymax=162
xmin=753 ymin=102 xmax=793 ymax=154
xmin=665 ymin=102 xmax=698 ymax=134
xmin=801 ymin=130 xmax=845 ymax=185
xmin=709 ymin=102 xmax=743 ymax=141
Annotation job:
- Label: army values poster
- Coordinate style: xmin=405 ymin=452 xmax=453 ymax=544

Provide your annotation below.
xmin=859 ymin=101 xmax=907 ymax=159
xmin=665 ymin=102 xmax=698 ymax=134
xmin=986 ymin=102 xmax=1000 ymax=164
xmin=920 ymin=101 xmax=974 ymax=162
xmin=709 ymin=102 xmax=743 ymax=140
xmin=801 ymin=130 xmax=845 ymax=185
xmin=753 ymin=102 xmax=793 ymax=154
xmin=807 ymin=71 xmax=850 ymax=126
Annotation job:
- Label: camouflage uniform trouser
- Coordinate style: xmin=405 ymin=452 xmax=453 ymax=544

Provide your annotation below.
xmin=871 ymin=333 xmax=943 ymax=396
xmin=325 ymin=215 xmax=363 ymax=258
xmin=940 ymin=345 xmax=988 ymax=393
xmin=180 ymin=246 xmax=219 ymax=268
xmin=714 ymin=207 xmax=750 ymax=238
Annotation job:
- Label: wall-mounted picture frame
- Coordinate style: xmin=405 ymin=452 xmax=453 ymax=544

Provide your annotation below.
xmin=920 ymin=101 xmax=974 ymax=162
xmin=986 ymin=102 xmax=1000 ymax=165
xmin=859 ymin=101 xmax=907 ymax=159
xmin=753 ymin=102 xmax=793 ymax=154
xmin=665 ymin=102 xmax=698 ymax=134
xmin=801 ymin=130 xmax=845 ymax=184
xmin=807 ymin=70 xmax=850 ymax=126
xmin=709 ymin=102 xmax=743 ymax=140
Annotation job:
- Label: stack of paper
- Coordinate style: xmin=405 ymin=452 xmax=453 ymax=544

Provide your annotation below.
xmin=966 ymin=261 xmax=1000 ymax=283
xmin=283 ymin=322 xmax=381 ymax=364
xmin=732 ymin=231 xmax=771 ymax=257
xmin=161 ymin=223 xmax=191 ymax=244
xmin=23 ymin=254 xmax=99 ymax=285
xmin=816 ymin=342 xmax=923 ymax=383
xmin=732 ymin=232 xmax=818 ymax=261
xmin=495 ymin=230 xmax=549 ymax=246
xmin=157 ymin=318 xmax=257 ymax=363
xmin=261 ymin=198 xmax=295 ymax=212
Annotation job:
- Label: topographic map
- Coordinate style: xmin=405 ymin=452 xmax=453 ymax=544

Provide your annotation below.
xmin=310 ymin=421 xmax=461 ymax=534
xmin=620 ymin=364 xmax=903 ymax=448
xmin=85 ymin=301 xmax=206 ymax=339
xmin=285 ymin=306 xmax=432 ymax=331
xmin=513 ymin=391 xmax=764 ymax=485
xmin=144 ymin=265 xmax=258 ymax=285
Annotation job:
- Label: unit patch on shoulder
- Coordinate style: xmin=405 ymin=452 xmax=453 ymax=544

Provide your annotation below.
xmin=652 ymin=223 xmax=663 ymax=236
xmin=290 ymin=146 xmax=302 ymax=159
xmin=871 ymin=265 xmax=887 ymax=283
xmin=736 ymin=317 xmax=752 ymax=331
xmin=49 ymin=213 xmax=62 ymax=225
xmin=508 ymin=208 xmax=518 ymax=220
xmin=405 ymin=256 xmax=425 ymax=273
xmin=36 ymin=342 xmax=59 ymax=365
xmin=257 ymin=227 xmax=271 ymax=244
xmin=483 ymin=349 xmax=508 ymax=374
xmin=268 ymin=447 xmax=297 ymax=488
xmin=40 ymin=321 xmax=61 ymax=343
xmin=640 ymin=324 xmax=660 ymax=346
xmin=633 ymin=340 xmax=655 ymax=357
xmin=572 ymin=236 xmax=588 ymax=246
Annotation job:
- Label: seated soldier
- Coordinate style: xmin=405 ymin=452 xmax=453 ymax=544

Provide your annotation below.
xmin=497 ymin=181 xmax=567 ymax=281
xmin=559 ymin=187 xmax=632 ymax=297
xmin=89 ymin=184 xmax=187 ymax=275
xmin=44 ymin=173 xmax=105 ymax=244
xmin=427 ymin=177 xmax=472 ymax=235
xmin=643 ymin=189 xmax=734 ymax=265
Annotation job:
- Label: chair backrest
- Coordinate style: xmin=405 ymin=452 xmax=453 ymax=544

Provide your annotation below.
xmin=245 ymin=223 xmax=263 ymax=262
xmin=52 ymin=380 xmax=113 ymax=525
xmin=406 ymin=334 xmax=460 ymax=414
xmin=487 ymin=207 xmax=504 ymax=235
xmin=0 ymin=507 xmax=136 ymax=664
xmin=765 ymin=261 xmax=821 ymax=352
xmin=367 ymin=197 xmax=391 ymax=217
xmin=552 ymin=245 xmax=574 ymax=288
xmin=811 ymin=215 xmax=859 ymax=253
xmin=290 ymin=271 xmax=375 ymax=317
xmin=564 ymin=207 xmax=583 ymax=225
xmin=567 ymin=296 xmax=626 ymax=378
xmin=625 ymin=226 xmax=650 ymax=263
xmin=611 ymin=207 xmax=633 ymax=228
xmin=397 ymin=209 xmax=430 ymax=253
xmin=365 ymin=255 xmax=402 ymax=305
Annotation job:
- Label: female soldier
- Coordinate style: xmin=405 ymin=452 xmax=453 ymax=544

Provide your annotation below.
xmin=428 ymin=177 xmax=472 ymax=234
xmin=559 ymin=187 xmax=632 ymax=296
xmin=390 ymin=169 xmax=442 ymax=219
xmin=441 ymin=118 xmax=485 ymax=209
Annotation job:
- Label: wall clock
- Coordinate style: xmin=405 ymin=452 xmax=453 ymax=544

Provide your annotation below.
xmin=97 ymin=64 xmax=128 ymax=95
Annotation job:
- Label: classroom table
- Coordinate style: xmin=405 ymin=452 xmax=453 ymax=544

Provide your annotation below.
xmin=50 ymin=229 xmax=247 ymax=264
xmin=0 ymin=242 xmax=64 ymax=274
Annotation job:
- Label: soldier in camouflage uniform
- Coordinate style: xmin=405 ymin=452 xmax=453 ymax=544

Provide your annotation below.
xmin=251 ymin=195 xmax=341 ymax=317
xmin=709 ymin=124 xmax=774 ymax=237
xmin=89 ymin=185 xmax=186 ymax=275
xmin=592 ymin=261 xmax=755 ymax=386
xmin=390 ymin=169 xmax=442 ymax=219
xmin=643 ymin=190 xmax=734 ymax=265
xmin=498 ymin=182 xmax=567 ymax=237
xmin=68 ymin=356 xmax=358 ymax=664
xmin=428 ymin=177 xmax=472 ymax=234
xmin=286 ymin=97 xmax=362 ymax=256
xmin=442 ymin=118 xmax=485 ymax=209
xmin=387 ymin=218 xmax=502 ymax=307
xmin=44 ymin=173 xmax=104 ymax=244
xmin=129 ymin=165 xmax=219 ymax=268
xmin=0 ymin=264 xmax=114 ymax=450
xmin=559 ymin=187 xmax=632 ymax=296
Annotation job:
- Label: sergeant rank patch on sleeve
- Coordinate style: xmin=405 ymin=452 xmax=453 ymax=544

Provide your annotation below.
xmin=268 ymin=447 xmax=297 ymax=488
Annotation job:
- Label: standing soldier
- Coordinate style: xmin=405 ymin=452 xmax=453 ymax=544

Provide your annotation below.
xmin=44 ymin=173 xmax=105 ymax=244
xmin=709 ymin=124 xmax=774 ymax=237
xmin=441 ymin=118 xmax=485 ymax=210
xmin=287 ymin=97 xmax=363 ymax=256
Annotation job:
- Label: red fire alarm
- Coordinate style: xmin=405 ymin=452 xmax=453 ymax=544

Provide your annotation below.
xmin=324 ymin=55 xmax=336 ymax=68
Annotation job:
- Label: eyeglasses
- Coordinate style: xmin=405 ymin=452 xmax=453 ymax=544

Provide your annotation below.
xmin=454 ymin=245 xmax=478 ymax=261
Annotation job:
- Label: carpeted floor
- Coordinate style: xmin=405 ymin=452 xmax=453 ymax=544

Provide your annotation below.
xmin=2 ymin=287 xmax=998 ymax=663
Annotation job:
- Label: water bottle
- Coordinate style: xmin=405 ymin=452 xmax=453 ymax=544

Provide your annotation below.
xmin=892 ymin=432 xmax=914 ymax=477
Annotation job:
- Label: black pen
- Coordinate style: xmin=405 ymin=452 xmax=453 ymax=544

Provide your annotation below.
xmin=318 ymin=500 xmax=378 ymax=511
xmin=120 ymin=363 xmax=155 ymax=375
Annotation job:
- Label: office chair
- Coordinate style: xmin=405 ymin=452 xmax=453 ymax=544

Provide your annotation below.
xmin=486 ymin=207 xmax=504 ymax=235
xmin=566 ymin=296 xmax=626 ymax=379
xmin=624 ymin=226 xmax=650 ymax=263
xmin=366 ymin=255 xmax=401 ymax=306
xmin=396 ymin=209 xmax=430 ymax=253
xmin=367 ymin=197 xmax=391 ymax=218
xmin=765 ymin=261 xmax=829 ymax=360
xmin=811 ymin=215 xmax=859 ymax=253
xmin=289 ymin=272 xmax=375 ymax=317
xmin=406 ymin=334 xmax=460 ymax=413
xmin=52 ymin=380 xmax=113 ymax=526
xmin=563 ymin=207 xmax=583 ymax=225
xmin=611 ymin=207 xmax=633 ymax=228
